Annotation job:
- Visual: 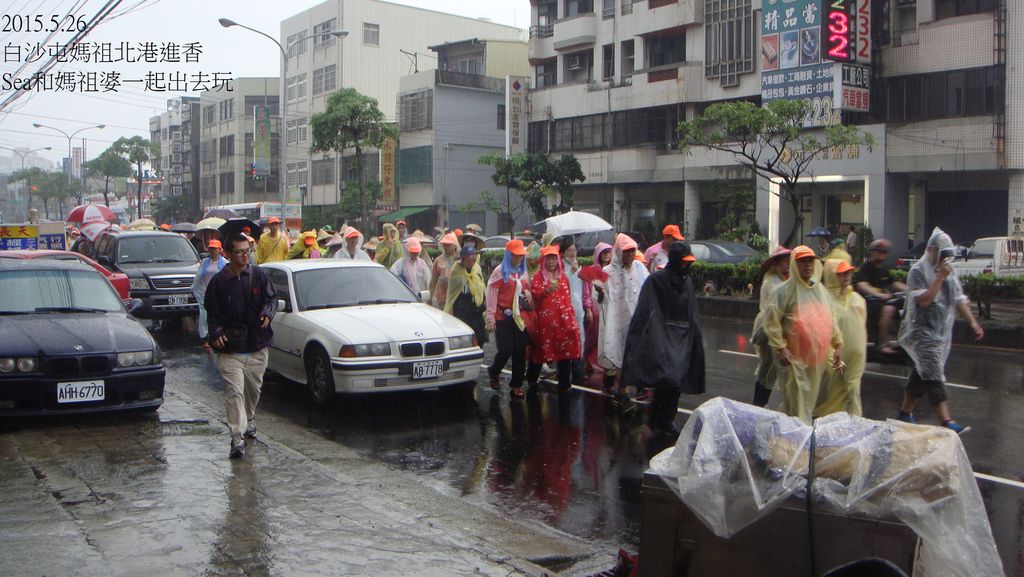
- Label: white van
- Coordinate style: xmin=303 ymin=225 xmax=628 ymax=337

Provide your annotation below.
xmin=954 ymin=237 xmax=1024 ymax=277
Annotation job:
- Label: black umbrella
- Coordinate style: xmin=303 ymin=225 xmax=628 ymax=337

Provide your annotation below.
xmin=218 ymin=218 xmax=262 ymax=243
xmin=170 ymin=222 xmax=197 ymax=233
xmin=204 ymin=207 xmax=242 ymax=220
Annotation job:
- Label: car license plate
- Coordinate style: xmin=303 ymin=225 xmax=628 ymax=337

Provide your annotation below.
xmin=57 ymin=381 xmax=105 ymax=403
xmin=412 ymin=360 xmax=443 ymax=380
xmin=168 ymin=294 xmax=190 ymax=305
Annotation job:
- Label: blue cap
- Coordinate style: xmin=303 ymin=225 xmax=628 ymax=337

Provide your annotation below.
xmin=460 ymin=245 xmax=477 ymax=258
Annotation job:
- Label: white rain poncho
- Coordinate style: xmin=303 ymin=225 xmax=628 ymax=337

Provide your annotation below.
xmin=898 ymin=227 xmax=968 ymax=383
xmin=818 ymin=259 xmax=867 ymax=417
xmin=762 ymin=248 xmax=843 ymax=424
xmin=333 ymin=230 xmax=371 ymax=261
xmin=598 ymin=233 xmax=650 ymax=370
xmin=391 ymin=254 xmax=431 ymax=293
xmin=751 ymin=269 xmax=787 ymax=389
xmin=650 ymin=398 xmax=1004 ymax=577
xmin=191 ymin=254 xmax=228 ymax=340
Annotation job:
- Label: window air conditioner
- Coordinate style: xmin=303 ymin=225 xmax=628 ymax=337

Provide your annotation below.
xmin=568 ymin=54 xmax=585 ymax=71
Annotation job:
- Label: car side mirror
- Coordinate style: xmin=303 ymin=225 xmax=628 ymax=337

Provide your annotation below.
xmin=98 ymin=255 xmax=113 ymax=267
xmin=418 ymin=290 xmax=430 ymax=303
xmin=127 ymin=298 xmax=143 ymax=313
xmin=276 ymin=299 xmax=291 ymax=313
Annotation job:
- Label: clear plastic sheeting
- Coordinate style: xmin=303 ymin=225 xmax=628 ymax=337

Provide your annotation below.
xmin=649 ymin=398 xmax=1003 ymax=577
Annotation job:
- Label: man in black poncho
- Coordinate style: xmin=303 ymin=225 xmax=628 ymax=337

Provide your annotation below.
xmin=621 ymin=242 xmax=706 ymax=439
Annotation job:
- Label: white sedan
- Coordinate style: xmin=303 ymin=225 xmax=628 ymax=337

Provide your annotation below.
xmin=260 ymin=260 xmax=483 ymax=404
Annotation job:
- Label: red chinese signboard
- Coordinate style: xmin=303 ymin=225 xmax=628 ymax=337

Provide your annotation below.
xmin=822 ymin=0 xmax=856 ymax=62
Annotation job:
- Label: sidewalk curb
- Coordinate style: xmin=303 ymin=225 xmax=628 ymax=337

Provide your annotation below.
xmin=698 ymin=296 xmax=1024 ymax=350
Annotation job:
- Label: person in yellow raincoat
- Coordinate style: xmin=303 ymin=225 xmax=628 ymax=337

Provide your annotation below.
xmin=375 ymin=223 xmax=404 ymax=269
xmin=256 ymin=217 xmax=290 ymax=263
xmin=751 ymin=246 xmax=791 ymax=406
xmin=287 ymin=231 xmax=324 ymax=259
xmin=762 ymin=245 xmax=844 ymax=424
xmin=825 ymin=238 xmax=853 ymax=265
xmin=817 ymin=258 xmax=867 ymax=417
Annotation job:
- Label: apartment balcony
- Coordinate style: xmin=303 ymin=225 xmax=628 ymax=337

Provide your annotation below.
xmin=435 ymin=70 xmax=504 ymax=93
xmin=881 ymin=12 xmax=994 ymax=76
xmin=529 ymin=26 xmax=555 ymax=60
xmin=553 ymin=13 xmax=597 ymax=52
xmin=633 ymin=0 xmax=700 ymax=35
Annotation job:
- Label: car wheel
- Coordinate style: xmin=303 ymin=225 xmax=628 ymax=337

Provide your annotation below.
xmin=702 ymin=279 xmax=718 ymax=295
xmin=306 ymin=347 xmax=335 ymax=406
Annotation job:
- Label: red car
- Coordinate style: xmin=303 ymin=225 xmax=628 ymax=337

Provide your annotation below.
xmin=0 ymin=249 xmax=132 ymax=303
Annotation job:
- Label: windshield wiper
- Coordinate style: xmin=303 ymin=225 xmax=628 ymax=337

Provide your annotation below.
xmin=303 ymin=303 xmax=351 ymax=310
xmin=151 ymin=258 xmax=190 ymax=263
xmin=355 ymin=299 xmax=407 ymax=305
xmin=34 ymin=306 xmax=109 ymax=314
xmin=118 ymin=260 xmax=153 ymax=264
xmin=0 ymin=310 xmax=33 ymax=315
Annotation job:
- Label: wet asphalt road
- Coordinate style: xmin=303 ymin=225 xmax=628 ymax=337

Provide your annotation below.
xmin=150 ymin=315 xmax=1024 ymax=575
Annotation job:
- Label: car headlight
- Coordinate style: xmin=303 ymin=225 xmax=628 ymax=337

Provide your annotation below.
xmin=339 ymin=343 xmax=391 ymax=358
xmin=16 ymin=358 xmax=36 ymax=372
xmin=117 ymin=350 xmax=156 ymax=367
xmin=0 ymin=358 xmax=36 ymax=373
xmin=449 ymin=335 xmax=475 ymax=350
xmin=129 ymin=278 xmax=149 ymax=290
xmin=0 ymin=358 xmax=15 ymax=373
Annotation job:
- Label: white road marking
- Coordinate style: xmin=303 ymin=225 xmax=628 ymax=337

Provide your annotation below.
xmin=715 ymin=350 xmax=978 ymax=390
xmin=974 ymin=473 xmax=1024 ymax=491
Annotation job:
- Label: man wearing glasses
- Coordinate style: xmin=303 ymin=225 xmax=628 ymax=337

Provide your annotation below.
xmin=205 ymin=234 xmax=277 ymax=459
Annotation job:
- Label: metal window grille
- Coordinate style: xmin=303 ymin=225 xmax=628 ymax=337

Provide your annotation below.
xmin=704 ymin=0 xmax=754 ymax=87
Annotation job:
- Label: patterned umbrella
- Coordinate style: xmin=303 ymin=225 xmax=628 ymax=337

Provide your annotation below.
xmin=66 ymin=203 xmax=116 ymax=223
xmin=203 ymin=207 xmax=241 ymax=220
xmin=127 ymin=218 xmax=157 ymax=231
xmin=79 ymin=220 xmax=112 ymax=241
xmin=196 ymin=217 xmax=226 ymax=231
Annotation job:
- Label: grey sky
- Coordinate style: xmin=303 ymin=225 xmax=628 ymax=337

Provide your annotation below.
xmin=0 ymin=0 xmax=525 ymax=166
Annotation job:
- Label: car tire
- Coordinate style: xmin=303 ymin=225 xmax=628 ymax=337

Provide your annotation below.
xmin=702 ymin=279 xmax=718 ymax=295
xmin=306 ymin=347 xmax=335 ymax=406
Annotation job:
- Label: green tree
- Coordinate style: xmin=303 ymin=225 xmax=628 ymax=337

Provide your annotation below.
xmin=476 ymin=152 xmax=586 ymax=235
xmin=111 ymin=135 xmax=160 ymax=219
xmin=677 ymin=99 xmax=874 ymax=246
xmin=309 ymin=88 xmax=396 ymax=230
xmin=151 ymin=194 xmax=190 ymax=224
xmin=83 ymin=147 xmax=132 ymax=207
xmin=36 ymin=171 xmax=78 ymax=220
xmin=339 ymin=180 xmax=381 ymax=222
xmin=9 ymin=167 xmax=47 ymax=215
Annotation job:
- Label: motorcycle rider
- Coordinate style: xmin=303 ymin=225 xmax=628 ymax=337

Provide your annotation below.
xmin=854 ymin=239 xmax=906 ymax=354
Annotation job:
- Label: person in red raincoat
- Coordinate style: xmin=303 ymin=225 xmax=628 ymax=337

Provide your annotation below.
xmin=526 ymin=245 xmax=581 ymax=393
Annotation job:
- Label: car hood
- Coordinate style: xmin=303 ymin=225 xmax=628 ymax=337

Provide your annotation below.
xmin=117 ymin=262 xmax=199 ymax=276
xmin=303 ymin=303 xmax=471 ymax=344
xmin=0 ymin=313 xmax=156 ymax=357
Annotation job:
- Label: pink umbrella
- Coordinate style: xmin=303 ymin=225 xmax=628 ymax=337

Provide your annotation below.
xmin=67 ymin=203 xmax=116 ymax=223
xmin=79 ymin=220 xmax=112 ymax=241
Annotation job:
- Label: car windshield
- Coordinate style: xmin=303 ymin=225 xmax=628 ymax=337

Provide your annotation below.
xmin=713 ymin=242 xmax=758 ymax=258
xmin=484 ymin=236 xmax=510 ymax=249
xmin=294 ymin=266 xmax=418 ymax=310
xmin=0 ymin=269 xmax=123 ymax=314
xmin=117 ymin=236 xmax=198 ymax=264
xmin=969 ymin=240 xmax=996 ymax=259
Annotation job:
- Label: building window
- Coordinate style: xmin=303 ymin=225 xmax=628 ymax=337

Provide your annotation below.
xmin=532 ymin=2 xmax=556 ymax=38
xmin=536 ymin=59 xmax=557 ymax=88
xmin=602 ymin=44 xmax=615 ymax=80
xmin=219 ymin=172 xmax=234 ymax=195
xmin=647 ymin=33 xmax=685 ymax=68
xmin=286 ymin=162 xmax=308 ymax=187
xmin=399 ymin=89 xmax=433 ymax=131
xmin=287 ymin=74 xmax=307 ymax=100
xmin=171 ymin=131 xmax=182 ymax=141
xmin=564 ymin=0 xmax=594 ymax=18
xmin=341 ymin=153 xmax=380 ymax=183
xmin=621 ymin=40 xmax=635 ymax=78
xmin=704 ymin=0 xmax=754 ymax=87
xmin=313 ymin=18 xmax=337 ymax=48
xmin=203 ymin=105 xmax=215 ymax=125
xmin=311 ymin=158 xmax=335 ymax=186
xmin=218 ymin=135 xmax=234 ymax=159
xmin=603 ymin=0 xmax=615 ymax=18
xmin=363 ymin=23 xmax=380 ymax=46
xmin=219 ymin=98 xmax=233 ymax=121
xmin=497 ymin=105 xmax=506 ymax=130
xmin=286 ymin=118 xmax=308 ymax=144
xmin=397 ymin=146 xmax=432 ymax=186
xmin=621 ymin=0 xmax=635 ymax=16
xmin=448 ymin=56 xmax=483 ymax=75
xmin=313 ymin=64 xmax=337 ymax=95
xmin=884 ymin=66 xmax=1004 ymax=121
xmin=935 ymin=0 xmax=999 ymax=20
xmin=243 ymin=95 xmax=279 ymax=115
xmin=286 ymin=30 xmax=308 ymax=57
xmin=565 ymin=50 xmax=593 ymax=83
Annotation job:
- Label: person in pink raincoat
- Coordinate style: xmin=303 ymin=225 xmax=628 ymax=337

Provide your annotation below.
xmin=526 ymin=245 xmax=581 ymax=393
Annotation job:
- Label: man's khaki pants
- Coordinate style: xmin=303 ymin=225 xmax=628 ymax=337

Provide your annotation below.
xmin=215 ymin=348 xmax=269 ymax=442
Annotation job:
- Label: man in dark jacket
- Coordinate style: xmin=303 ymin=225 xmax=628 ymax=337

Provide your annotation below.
xmin=622 ymin=242 xmax=706 ymax=440
xmin=205 ymin=234 xmax=277 ymax=458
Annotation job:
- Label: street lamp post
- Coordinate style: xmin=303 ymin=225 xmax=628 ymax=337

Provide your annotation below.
xmin=31 ymin=123 xmax=105 ymax=207
xmin=218 ymin=18 xmax=348 ymax=229
xmin=0 ymin=145 xmax=52 ymax=221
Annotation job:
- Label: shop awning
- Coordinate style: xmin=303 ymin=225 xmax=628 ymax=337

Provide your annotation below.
xmin=378 ymin=206 xmax=433 ymax=223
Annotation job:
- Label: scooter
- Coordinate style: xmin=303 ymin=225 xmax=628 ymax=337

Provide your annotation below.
xmin=864 ymin=292 xmax=910 ymax=366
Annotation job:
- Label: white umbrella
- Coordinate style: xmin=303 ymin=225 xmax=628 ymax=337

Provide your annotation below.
xmin=79 ymin=220 xmax=112 ymax=241
xmin=544 ymin=210 xmax=613 ymax=237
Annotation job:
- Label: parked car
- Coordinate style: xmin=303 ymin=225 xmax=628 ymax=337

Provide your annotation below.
xmin=954 ymin=236 xmax=1024 ymax=277
xmin=895 ymin=241 xmax=927 ymax=271
xmin=0 ymin=249 xmax=130 ymax=303
xmin=480 ymin=234 xmax=536 ymax=255
xmin=572 ymin=230 xmax=651 ymax=257
xmin=688 ymin=240 xmax=760 ymax=264
xmin=91 ymin=230 xmax=200 ymax=319
xmin=260 ymin=260 xmax=484 ymax=404
xmin=0 ymin=259 xmax=165 ymax=415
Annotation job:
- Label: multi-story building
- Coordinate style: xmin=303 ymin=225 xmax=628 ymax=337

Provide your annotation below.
xmin=198 ymin=78 xmax=280 ymax=209
xmin=395 ymin=38 xmax=530 ymax=233
xmin=149 ymin=97 xmax=201 ymax=217
xmin=280 ymin=0 xmax=524 ymax=216
xmin=527 ymin=0 xmax=1019 ymax=249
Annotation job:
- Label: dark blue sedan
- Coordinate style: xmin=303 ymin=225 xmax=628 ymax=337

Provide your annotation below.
xmin=0 ymin=259 xmax=165 ymax=415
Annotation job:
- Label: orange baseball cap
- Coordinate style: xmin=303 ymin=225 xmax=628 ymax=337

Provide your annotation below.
xmin=792 ymin=245 xmax=817 ymax=260
xmin=540 ymin=245 xmax=560 ymax=258
xmin=662 ymin=224 xmax=684 ymax=241
xmin=207 ymin=239 xmax=222 ymax=249
xmin=344 ymin=228 xmax=361 ymax=239
xmin=396 ymin=220 xmax=407 ymax=226
xmin=634 ymin=252 xmax=647 ymax=263
xmin=159 ymin=223 xmax=171 ymax=231
xmin=268 ymin=217 xmax=281 ymax=224
xmin=407 ymin=238 xmax=422 ymax=253
xmin=303 ymin=236 xmax=316 ymax=246
xmin=505 ymin=239 xmax=527 ymax=256
xmin=835 ymin=260 xmax=856 ymax=274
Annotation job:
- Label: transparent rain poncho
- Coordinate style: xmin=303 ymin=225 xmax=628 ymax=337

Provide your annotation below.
xmin=751 ymin=268 xmax=787 ymax=389
xmin=898 ymin=227 xmax=968 ymax=383
xmin=762 ymin=250 xmax=842 ymax=423
xmin=817 ymin=259 xmax=868 ymax=417
xmin=598 ymin=233 xmax=650 ymax=370
xmin=650 ymin=398 xmax=1004 ymax=577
